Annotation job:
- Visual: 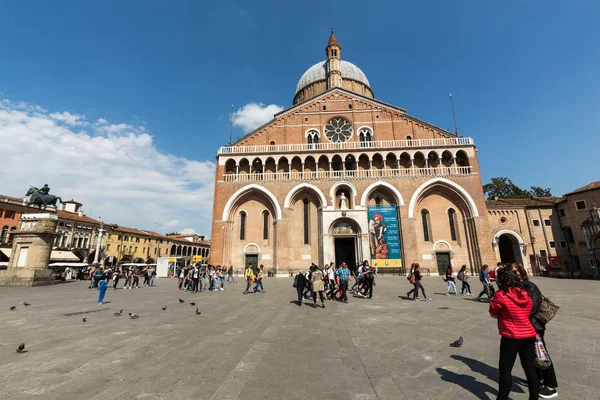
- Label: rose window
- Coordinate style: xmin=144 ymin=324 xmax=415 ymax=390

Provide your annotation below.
xmin=325 ymin=117 xmax=353 ymax=143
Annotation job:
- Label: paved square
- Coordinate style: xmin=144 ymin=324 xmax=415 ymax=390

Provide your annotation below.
xmin=1 ymin=276 xmax=598 ymax=399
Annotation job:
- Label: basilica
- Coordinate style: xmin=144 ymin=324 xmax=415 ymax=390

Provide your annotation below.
xmin=210 ymin=33 xmax=550 ymax=276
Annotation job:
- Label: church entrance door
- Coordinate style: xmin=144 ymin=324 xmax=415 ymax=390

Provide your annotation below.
xmin=245 ymin=254 xmax=258 ymax=272
xmin=334 ymin=237 xmax=356 ymax=269
xmin=436 ymin=252 xmax=451 ymax=276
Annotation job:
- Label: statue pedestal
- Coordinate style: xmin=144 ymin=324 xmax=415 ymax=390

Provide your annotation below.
xmin=0 ymin=213 xmax=59 ymax=287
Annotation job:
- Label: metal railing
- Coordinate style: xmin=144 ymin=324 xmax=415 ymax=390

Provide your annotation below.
xmin=221 ymin=166 xmax=475 ymax=182
xmin=218 ymin=137 xmax=474 ymax=155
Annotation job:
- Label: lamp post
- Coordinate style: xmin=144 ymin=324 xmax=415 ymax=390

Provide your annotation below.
xmin=91 ymin=220 xmax=105 ymax=267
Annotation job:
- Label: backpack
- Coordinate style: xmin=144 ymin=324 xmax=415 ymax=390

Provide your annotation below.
xmin=457 ymin=271 xmax=464 ymax=281
xmin=293 ymin=274 xmax=298 ymax=288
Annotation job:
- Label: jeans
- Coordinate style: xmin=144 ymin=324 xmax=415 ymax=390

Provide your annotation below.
xmin=227 ymin=273 xmax=235 ymax=283
xmin=446 ymin=280 xmax=457 ymax=294
xmin=149 ymin=276 xmax=155 ymax=286
xmin=220 ymin=276 xmax=225 ymax=288
xmin=253 ymin=279 xmax=264 ymax=292
xmin=296 ymin=286 xmax=304 ymax=304
xmin=98 ymin=290 xmax=106 ymax=303
xmin=123 ymin=277 xmax=132 ymax=288
xmin=113 ymin=276 xmax=120 ymax=289
xmin=498 ymin=337 xmax=539 ymax=400
xmin=364 ymin=277 xmax=373 ymax=298
xmin=339 ymin=280 xmax=348 ymax=302
xmin=460 ymin=280 xmax=471 ymax=294
xmin=478 ymin=284 xmax=492 ymax=299
xmin=536 ymin=330 xmax=558 ymax=388
xmin=132 ymin=277 xmax=139 ymax=288
xmin=327 ymin=279 xmax=336 ymax=299
xmin=408 ymin=281 xmax=427 ymax=299
xmin=245 ymin=279 xmax=252 ymax=293
xmin=192 ymin=278 xmax=199 ymax=292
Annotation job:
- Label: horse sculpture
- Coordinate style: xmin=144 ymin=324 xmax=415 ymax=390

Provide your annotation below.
xmin=25 ymin=187 xmax=62 ymax=212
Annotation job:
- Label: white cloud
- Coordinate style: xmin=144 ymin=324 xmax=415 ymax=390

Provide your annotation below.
xmin=232 ymin=102 xmax=284 ymax=133
xmin=0 ymin=98 xmax=215 ymax=237
xmin=179 ymin=228 xmax=197 ymax=235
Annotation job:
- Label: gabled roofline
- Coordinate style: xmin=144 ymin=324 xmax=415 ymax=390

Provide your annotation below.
xmin=230 ymin=88 xmax=457 ymax=147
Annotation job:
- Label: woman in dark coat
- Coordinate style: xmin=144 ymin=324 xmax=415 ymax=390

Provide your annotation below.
xmin=512 ymin=263 xmax=559 ymax=399
xmin=294 ymin=271 xmax=308 ymax=306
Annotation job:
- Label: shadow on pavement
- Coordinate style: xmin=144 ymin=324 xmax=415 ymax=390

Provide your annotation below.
xmin=437 ymin=367 xmax=498 ymax=399
xmin=451 ymin=355 xmax=524 ymax=394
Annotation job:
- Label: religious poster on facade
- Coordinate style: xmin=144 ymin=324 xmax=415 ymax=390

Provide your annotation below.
xmin=367 ymin=206 xmax=402 ymax=268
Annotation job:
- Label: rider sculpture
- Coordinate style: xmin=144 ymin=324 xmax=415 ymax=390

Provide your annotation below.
xmin=24 ymin=184 xmax=62 ymax=212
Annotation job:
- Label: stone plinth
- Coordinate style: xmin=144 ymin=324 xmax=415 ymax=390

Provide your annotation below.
xmin=0 ymin=213 xmax=58 ymax=287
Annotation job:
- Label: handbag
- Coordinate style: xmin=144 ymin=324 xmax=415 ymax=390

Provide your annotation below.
xmin=409 ymin=275 xmax=415 ymax=284
xmin=534 ymin=334 xmax=552 ymax=369
xmin=535 ymin=295 xmax=559 ymax=324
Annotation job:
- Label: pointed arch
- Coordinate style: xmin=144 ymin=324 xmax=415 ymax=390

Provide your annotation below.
xmin=222 ymin=184 xmax=283 ymax=220
xmin=360 ymin=181 xmax=405 ymax=206
xmin=408 ymin=178 xmax=480 ymax=218
xmin=284 ymin=183 xmax=327 ymax=208
xmin=329 ymin=181 xmax=358 ymax=206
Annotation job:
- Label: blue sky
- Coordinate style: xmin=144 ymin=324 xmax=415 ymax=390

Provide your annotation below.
xmin=0 ymin=1 xmax=598 ymax=235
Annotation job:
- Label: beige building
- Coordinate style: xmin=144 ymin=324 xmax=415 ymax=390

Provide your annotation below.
xmin=211 ymin=33 xmax=497 ymax=275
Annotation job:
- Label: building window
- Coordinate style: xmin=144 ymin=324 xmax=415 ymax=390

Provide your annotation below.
xmin=421 ymin=209 xmax=431 ymax=242
xmin=303 ymin=198 xmax=309 ymax=245
xmin=590 ymin=259 xmax=596 ymax=267
xmin=559 ymin=209 xmax=565 ymax=217
xmin=0 ymin=226 xmax=8 ymax=242
xmin=117 ymin=245 xmax=120 ymax=252
xmin=544 ymin=219 xmax=551 ymax=226
xmin=549 ymin=241 xmax=555 ymax=248
xmin=564 ymin=227 xmax=575 ymax=243
xmin=239 ymin=211 xmax=246 ymax=241
xmin=500 ymin=217 xmax=507 ymax=224
xmin=118 ymin=235 xmax=122 ymax=241
xmin=262 ymin=211 xmax=269 ymax=240
xmin=575 ymin=200 xmax=587 ymax=211
xmin=83 ymin=238 xmax=88 ymax=248
xmin=540 ymin=249 xmax=547 ymax=258
xmin=107 ymin=244 xmax=111 ymax=250
xmin=322 ymin=105 xmax=327 ymax=111
xmin=306 ymin=130 xmax=319 ymax=148
xmin=560 ymin=241 xmax=567 ymax=248
xmin=5 ymin=210 xmax=15 ymax=219
xmin=358 ymin=127 xmax=373 ymax=147
xmin=448 ymin=208 xmax=457 ymax=241
xmin=135 ymin=247 xmax=138 ymax=253
xmin=533 ymin=219 xmax=540 ymax=227
xmin=324 ymin=117 xmax=353 ymax=143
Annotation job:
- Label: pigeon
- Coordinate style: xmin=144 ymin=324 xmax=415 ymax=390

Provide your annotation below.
xmin=9 ymin=306 xmax=16 ymax=311
xmin=16 ymin=343 xmax=25 ymax=353
xmin=189 ymin=302 xmax=196 ymax=306
xmin=113 ymin=309 xmax=123 ymax=316
xmin=196 ymin=308 xmax=201 ymax=315
xmin=178 ymin=298 xmax=185 ymax=303
xmin=162 ymin=306 xmax=167 ymax=311
xmin=23 ymin=302 xmax=31 ymax=307
xmin=449 ymin=336 xmax=463 ymax=348
xmin=82 ymin=317 xmax=87 ymax=323
xmin=128 ymin=313 xmax=139 ymax=319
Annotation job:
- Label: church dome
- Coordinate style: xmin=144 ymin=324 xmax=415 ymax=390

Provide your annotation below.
xmin=295 ymin=60 xmax=371 ymax=94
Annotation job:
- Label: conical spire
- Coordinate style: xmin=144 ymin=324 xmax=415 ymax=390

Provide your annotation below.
xmin=327 ymin=30 xmax=340 ymax=49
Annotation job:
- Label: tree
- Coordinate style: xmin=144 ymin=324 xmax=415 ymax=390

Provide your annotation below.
xmin=165 ymin=231 xmax=180 ymax=236
xmin=483 ymin=177 xmax=552 ymax=199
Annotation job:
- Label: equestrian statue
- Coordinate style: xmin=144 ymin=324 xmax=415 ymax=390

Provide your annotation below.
xmin=24 ymin=184 xmax=62 ymax=212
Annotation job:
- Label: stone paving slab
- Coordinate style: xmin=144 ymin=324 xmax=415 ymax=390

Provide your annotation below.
xmin=0 ymin=276 xmax=598 ymax=399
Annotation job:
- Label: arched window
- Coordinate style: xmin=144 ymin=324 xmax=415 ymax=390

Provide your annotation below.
xmin=306 ymin=130 xmax=319 ymax=149
xmin=375 ymin=197 xmax=381 ymax=206
xmin=421 ymin=209 xmax=431 ymax=242
xmin=448 ymin=208 xmax=457 ymax=241
xmin=359 ymin=127 xmax=373 ymax=148
xmin=303 ymin=198 xmax=309 ymax=244
xmin=239 ymin=211 xmax=247 ymax=241
xmin=262 ymin=210 xmax=269 ymax=240
xmin=0 ymin=226 xmax=8 ymax=243
xmin=406 ymin=135 xmax=413 ymax=145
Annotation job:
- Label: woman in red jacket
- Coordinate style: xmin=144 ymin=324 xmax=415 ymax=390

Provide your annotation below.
xmin=489 ymin=268 xmax=539 ymax=400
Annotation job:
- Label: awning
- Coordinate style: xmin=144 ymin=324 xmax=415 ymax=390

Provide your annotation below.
xmin=0 ymin=248 xmax=12 ymax=257
xmin=50 ymin=251 xmax=81 ymax=262
xmin=48 ymin=262 xmax=88 ymax=268
xmin=0 ymin=261 xmax=8 ymax=267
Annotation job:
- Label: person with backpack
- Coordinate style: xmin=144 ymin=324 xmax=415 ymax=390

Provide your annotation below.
xmin=512 ymin=263 xmax=559 ymax=399
xmin=336 ymin=263 xmax=351 ymax=303
xmin=444 ymin=265 xmax=458 ymax=296
xmin=476 ymin=264 xmax=493 ymax=301
xmin=310 ymin=265 xmax=326 ymax=308
xmin=407 ymin=263 xmax=431 ymax=301
xmin=457 ymin=265 xmax=472 ymax=296
xmin=243 ymin=264 xmax=255 ymax=295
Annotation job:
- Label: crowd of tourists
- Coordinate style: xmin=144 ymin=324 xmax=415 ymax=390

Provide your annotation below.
xmin=291 ymin=260 xmax=377 ymax=307
xmin=85 ymin=265 xmax=157 ymax=290
xmin=176 ymin=264 xmax=236 ymax=292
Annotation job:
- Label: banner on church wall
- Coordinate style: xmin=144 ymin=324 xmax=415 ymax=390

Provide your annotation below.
xmin=367 ymin=206 xmax=402 ymax=268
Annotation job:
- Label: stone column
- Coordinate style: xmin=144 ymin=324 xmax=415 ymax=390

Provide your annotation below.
xmin=0 ymin=213 xmax=59 ymax=287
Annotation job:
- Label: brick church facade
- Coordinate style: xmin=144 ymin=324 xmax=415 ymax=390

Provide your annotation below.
xmin=210 ymin=33 xmax=506 ymax=275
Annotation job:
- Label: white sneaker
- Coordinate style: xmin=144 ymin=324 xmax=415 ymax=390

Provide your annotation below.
xmin=220 ymin=288 xmax=224 ymax=291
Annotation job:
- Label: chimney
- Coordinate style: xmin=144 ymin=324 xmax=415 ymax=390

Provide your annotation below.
xmin=78 ymin=211 xmax=84 ymax=217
